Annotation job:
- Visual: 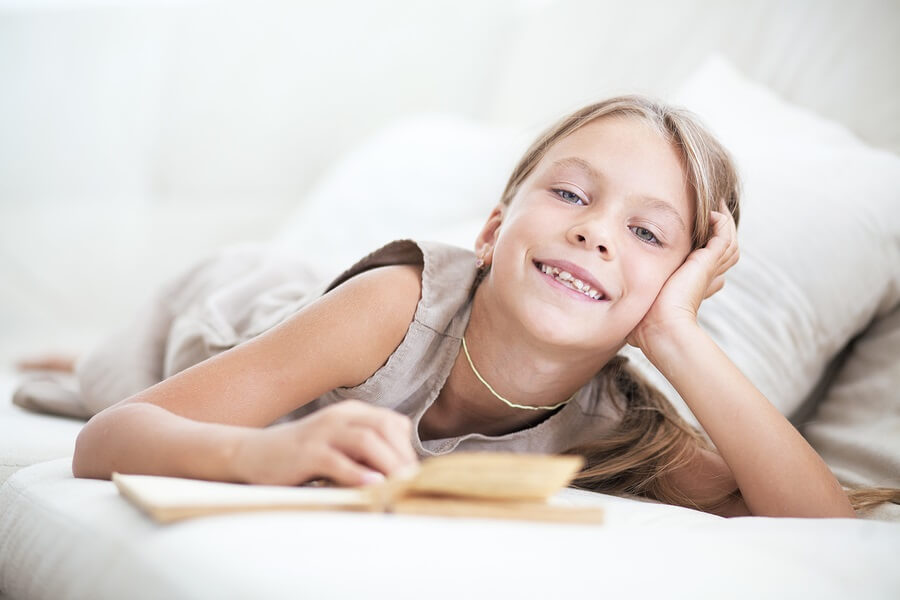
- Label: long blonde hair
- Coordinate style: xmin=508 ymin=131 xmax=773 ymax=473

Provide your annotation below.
xmin=487 ymin=95 xmax=899 ymax=516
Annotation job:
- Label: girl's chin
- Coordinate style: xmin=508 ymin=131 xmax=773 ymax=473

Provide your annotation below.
xmin=516 ymin=307 xmax=625 ymax=350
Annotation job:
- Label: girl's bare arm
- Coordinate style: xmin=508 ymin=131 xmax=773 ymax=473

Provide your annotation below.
xmin=659 ymin=446 xmax=749 ymax=517
xmin=72 ymin=264 xmax=423 ymax=482
xmin=644 ymin=325 xmax=855 ymax=518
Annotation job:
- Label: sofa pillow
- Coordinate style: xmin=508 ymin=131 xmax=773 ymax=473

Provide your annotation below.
xmin=274 ymin=113 xmax=532 ymax=279
xmin=619 ymin=55 xmax=900 ymax=429
xmin=799 ymin=305 xmax=900 ymax=519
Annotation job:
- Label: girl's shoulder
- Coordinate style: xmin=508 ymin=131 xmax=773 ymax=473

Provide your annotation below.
xmin=325 ymin=239 xmax=478 ymax=334
xmin=322 ymin=261 xmax=424 ymax=379
xmin=338 ymin=262 xmax=424 ymax=319
xmin=324 ymin=239 xmax=473 ymax=291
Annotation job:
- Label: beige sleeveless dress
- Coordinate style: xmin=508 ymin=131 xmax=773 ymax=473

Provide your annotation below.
xmin=19 ymin=239 xmax=624 ymax=459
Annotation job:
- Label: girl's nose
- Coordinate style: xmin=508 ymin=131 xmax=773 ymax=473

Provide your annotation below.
xmin=571 ymin=225 xmax=616 ymax=260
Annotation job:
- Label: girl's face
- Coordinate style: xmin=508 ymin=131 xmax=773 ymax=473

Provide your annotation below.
xmin=478 ymin=116 xmax=695 ymax=354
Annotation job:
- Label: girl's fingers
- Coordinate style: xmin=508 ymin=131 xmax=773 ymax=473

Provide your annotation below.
xmin=723 ymin=244 xmax=740 ymax=270
xmin=708 ymin=209 xmax=739 ymax=269
xmin=331 ymin=423 xmax=411 ymax=478
xmin=317 ymin=447 xmax=386 ymax=487
xmin=699 ymin=204 xmax=738 ymax=299
xmin=353 ymin=417 xmax=418 ymax=467
xmin=705 ymin=274 xmax=726 ymax=299
xmin=707 ymin=213 xmax=730 ymax=247
xmin=327 ymin=401 xmax=418 ymax=465
xmin=714 ymin=239 xmax=739 ymax=273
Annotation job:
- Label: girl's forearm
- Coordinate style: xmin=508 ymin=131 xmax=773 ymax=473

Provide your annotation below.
xmin=72 ymin=403 xmax=252 ymax=482
xmin=643 ymin=325 xmax=855 ymax=518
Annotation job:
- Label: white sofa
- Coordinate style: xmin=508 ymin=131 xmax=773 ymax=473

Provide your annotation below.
xmin=2 ymin=2 xmax=900 ymax=598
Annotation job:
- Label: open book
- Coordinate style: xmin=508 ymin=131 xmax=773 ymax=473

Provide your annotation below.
xmin=113 ymin=452 xmax=605 ymax=525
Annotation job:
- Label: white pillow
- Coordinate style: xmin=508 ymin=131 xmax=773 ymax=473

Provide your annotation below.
xmin=799 ymin=305 xmax=900 ymax=520
xmin=620 ymin=55 xmax=900 ymax=429
xmin=274 ymin=113 xmax=533 ymax=278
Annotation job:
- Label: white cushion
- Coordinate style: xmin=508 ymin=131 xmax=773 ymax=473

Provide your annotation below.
xmin=274 ymin=113 xmax=532 ymax=277
xmin=3 ymin=458 xmax=899 ymax=599
xmin=0 ymin=372 xmax=81 ymax=486
xmin=801 ymin=305 xmax=900 ymax=519
xmin=620 ymin=56 xmax=900 ymax=429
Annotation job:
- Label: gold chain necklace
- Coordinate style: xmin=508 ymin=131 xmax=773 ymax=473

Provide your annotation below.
xmin=460 ymin=337 xmax=575 ymax=411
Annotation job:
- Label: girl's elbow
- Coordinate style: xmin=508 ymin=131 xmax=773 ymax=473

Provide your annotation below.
xmin=71 ymin=430 xmax=94 ymax=479
xmin=71 ymin=417 xmax=111 ymax=480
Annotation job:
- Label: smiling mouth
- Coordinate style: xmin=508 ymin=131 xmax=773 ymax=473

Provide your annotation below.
xmin=534 ymin=261 xmax=607 ymax=301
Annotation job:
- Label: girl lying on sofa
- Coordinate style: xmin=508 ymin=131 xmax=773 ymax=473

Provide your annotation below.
xmin=21 ymin=95 xmax=899 ymax=518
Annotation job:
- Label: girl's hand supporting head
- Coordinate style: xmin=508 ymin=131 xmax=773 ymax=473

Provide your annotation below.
xmin=626 ymin=199 xmax=739 ymax=352
xmin=232 ymin=400 xmax=420 ymax=487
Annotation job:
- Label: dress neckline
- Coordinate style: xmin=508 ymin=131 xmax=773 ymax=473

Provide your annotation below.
xmin=414 ymin=301 xmax=584 ymax=453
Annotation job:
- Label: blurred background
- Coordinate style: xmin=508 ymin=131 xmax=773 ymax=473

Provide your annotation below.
xmin=1 ymin=0 xmax=898 ymax=366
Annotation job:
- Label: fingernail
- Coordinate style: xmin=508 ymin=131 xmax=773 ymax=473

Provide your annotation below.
xmin=361 ymin=471 xmax=385 ymax=485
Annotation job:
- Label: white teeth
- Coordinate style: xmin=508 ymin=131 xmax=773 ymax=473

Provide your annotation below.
xmin=538 ymin=262 xmax=605 ymax=301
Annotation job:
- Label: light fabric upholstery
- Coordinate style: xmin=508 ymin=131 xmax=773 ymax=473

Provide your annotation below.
xmin=621 ymin=56 xmax=900 ymax=428
xmin=801 ymin=306 xmax=900 ymax=520
xmin=274 ymin=113 xmax=533 ymax=278
xmin=2 ymin=459 xmax=899 ymax=600
xmin=487 ymin=0 xmax=900 ymax=156
xmin=0 ymin=372 xmax=81 ymax=486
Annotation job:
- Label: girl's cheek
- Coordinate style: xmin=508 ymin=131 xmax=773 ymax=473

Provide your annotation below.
xmin=627 ymin=265 xmax=667 ymax=305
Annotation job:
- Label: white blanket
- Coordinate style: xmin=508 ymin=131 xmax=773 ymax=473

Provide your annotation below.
xmin=2 ymin=458 xmax=899 ymax=600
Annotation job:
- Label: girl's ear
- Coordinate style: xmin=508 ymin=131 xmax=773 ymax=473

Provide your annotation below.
xmin=474 ymin=204 xmax=505 ymax=265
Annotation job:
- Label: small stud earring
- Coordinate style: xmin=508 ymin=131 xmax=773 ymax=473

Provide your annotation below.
xmin=475 ymin=257 xmax=485 ymax=269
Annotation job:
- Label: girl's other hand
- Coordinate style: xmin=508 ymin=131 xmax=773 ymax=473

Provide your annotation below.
xmin=627 ymin=199 xmax=739 ymax=351
xmin=232 ymin=400 xmax=419 ymax=487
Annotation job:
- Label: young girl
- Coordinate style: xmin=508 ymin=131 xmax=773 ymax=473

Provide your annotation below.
xmin=24 ymin=95 xmax=873 ymax=518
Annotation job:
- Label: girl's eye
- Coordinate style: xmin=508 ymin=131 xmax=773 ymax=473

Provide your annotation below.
xmin=553 ymin=189 xmax=586 ymax=205
xmin=631 ymin=226 xmax=661 ymax=246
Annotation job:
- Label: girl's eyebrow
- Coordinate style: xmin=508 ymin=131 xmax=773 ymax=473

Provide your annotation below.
xmin=550 ymin=156 xmax=686 ymax=231
xmin=551 ymin=157 xmax=603 ymax=182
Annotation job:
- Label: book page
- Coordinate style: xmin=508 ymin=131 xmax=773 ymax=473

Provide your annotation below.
xmin=394 ymin=452 xmax=585 ymax=501
xmin=113 ymin=452 xmax=595 ymax=524
xmin=113 ymin=473 xmax=371 ymax=522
